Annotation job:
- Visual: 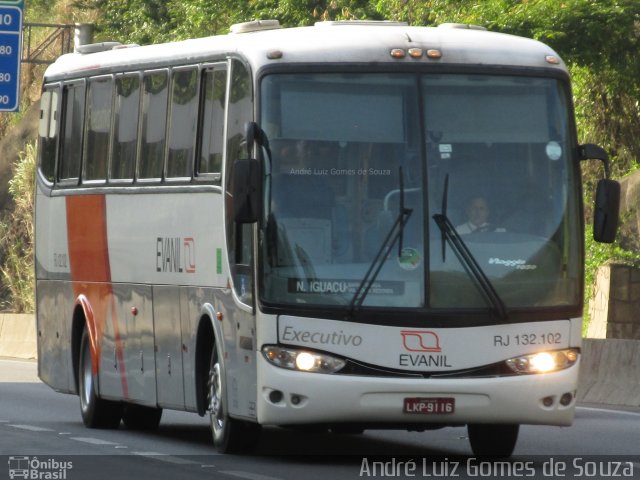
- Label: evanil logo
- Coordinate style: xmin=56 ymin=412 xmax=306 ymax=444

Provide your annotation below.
xmin=400 ymin=330 xmax=441 ymax=352
xmin=399 ymin=330 xmax=452 ymax=369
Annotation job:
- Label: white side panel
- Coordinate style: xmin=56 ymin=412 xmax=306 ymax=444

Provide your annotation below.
xmin=217 ymin=289 xmax=258 ymax=420
xmin=154 ymin=286 xmax=185 ymax=409
xmin=115 ymin=283 xmax=156 ymax=405
xmin=97 ymin=298 xmax=121 ymax=399
xmin=35 ymin=183 xmax=73 ymax=392
xmin=35 ymin=183 xmax=71 ymax=279
xmin=105 ymin=191 xmax=226 ymax=286
xmin=35 ymin=280 xmax=74 ymax=392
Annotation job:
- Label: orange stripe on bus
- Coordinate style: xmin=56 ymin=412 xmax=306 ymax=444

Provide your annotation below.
xmin=66 ymin=195 xmax=112 ymax=282
xmin=66 ymin=195 xmax=129 ymax=399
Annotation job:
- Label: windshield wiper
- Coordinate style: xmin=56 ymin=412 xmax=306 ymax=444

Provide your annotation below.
xmin=346 ymin=167 xmax=412 ymax=320
xmin=432 ymin=180 xmax=507 ymax=320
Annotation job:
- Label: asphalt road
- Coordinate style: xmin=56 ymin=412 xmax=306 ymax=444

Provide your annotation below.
xmin=1 ymin=358 xmax=638 ymax=480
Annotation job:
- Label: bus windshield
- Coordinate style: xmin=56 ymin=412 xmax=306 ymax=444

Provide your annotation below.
xmin=259 ymin=73 xmax=581 ymax=315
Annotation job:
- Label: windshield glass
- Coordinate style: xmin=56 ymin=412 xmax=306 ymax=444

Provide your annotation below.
xmin=259 ymin=73 xmax=581 ymax=313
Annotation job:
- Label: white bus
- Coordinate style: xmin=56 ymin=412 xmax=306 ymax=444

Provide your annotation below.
xmin=35 ymin=20 xmax=619 ymax=456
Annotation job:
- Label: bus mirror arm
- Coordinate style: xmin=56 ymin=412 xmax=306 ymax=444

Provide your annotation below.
xmin=245 ymin=122 xmax=258 ymax=158
xmin=245 ymin=121 xmax=271 ymax=158
xmin=579 ymin=143 xmax=611 ymax=178
xmin=578 ymin=144 xmax=621 ymax=243
xmin=233 ymin=158 xmax=261 ymax=224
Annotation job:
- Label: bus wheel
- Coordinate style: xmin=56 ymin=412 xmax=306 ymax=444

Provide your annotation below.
xmin=78 ymin=329 xmax=122 ymax=428
xmin=467 ymin=424 xmax=519 ymax=457
xmin=208 ymin=343 xmax=261 ymax=453
xmin=122 ymin=404 xmax=162 ymax=430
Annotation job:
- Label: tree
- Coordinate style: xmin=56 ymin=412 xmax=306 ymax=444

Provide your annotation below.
xmin=78 ymin=0 xmax=176 ymax=44
xmin=250 ymin=0 xmax=381 ymax=26
xmin=167 ymin=0 xmax=252 ymax=39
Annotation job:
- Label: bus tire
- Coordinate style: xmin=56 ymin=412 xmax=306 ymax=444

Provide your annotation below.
xmin=78 ymin=329 xmax=122 ymax=428
xmin=122 ymin=404 xmax=163 ymax=430
xmin=208 ymin=342 xmax=261 ymax=453
xmin=467 ymin=423 xmax=519 ymax=457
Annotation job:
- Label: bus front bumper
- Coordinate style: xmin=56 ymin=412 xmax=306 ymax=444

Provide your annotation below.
xmin=255 ymin=354 xmax=578 ymax=427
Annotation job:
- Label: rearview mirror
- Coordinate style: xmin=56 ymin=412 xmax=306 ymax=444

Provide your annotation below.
xmin=232 ymin=158 xmax=261 ymax=224
xmin=593 ymin=178 xmax=620 ymax=243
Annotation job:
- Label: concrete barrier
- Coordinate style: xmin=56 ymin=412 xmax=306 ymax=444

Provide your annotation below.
xmin=0 ymin=314 xmax=639 ymax=407
xmin=0 ymin=313 xmax=37 ymax=359
xmin=578 ymin=338 xmax=640 ymax=407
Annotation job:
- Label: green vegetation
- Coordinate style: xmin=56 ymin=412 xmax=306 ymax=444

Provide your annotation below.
xmin=0 ymin=143 xmax=36 ymax=313
xmin=3 ymin=0 xmax=639 ymax=322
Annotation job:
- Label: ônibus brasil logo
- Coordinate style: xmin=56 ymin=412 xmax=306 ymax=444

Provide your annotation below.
xmin=8 ymin=456 xmax=73 ymax=480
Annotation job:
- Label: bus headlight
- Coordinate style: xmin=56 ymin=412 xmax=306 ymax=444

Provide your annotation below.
xmin=262 ymin=346 xmax=346 ymax=374
xmin=506 ymin=348 xmax=578 ymax=374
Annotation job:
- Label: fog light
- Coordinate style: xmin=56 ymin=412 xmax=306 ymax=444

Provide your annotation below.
xmin=269 ymin=390 xmax=283 ymax=404
xmin=542 ymin=396 xmax=554 ymax=407
xmin=560 ymin=392 xmax=573 ymax=406
xmin=506 ymin=348 xmax=579 ymax=374
xmin=262 ymin=346 xmax=346 ymax=374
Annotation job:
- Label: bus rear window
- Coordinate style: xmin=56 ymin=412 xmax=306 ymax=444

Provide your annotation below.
xmin=59 ymin=82 xmax=85 ymax=182
xmin=84 ymin=77 xmax=113 ymax=182
xmin=112 ymin=75 xmax=140 ymax=181
xmin=167 ymin=67 xmax=198 ymax=179
xmin=140 ymin=71 xmax=168 ymax=180
xmin=39 ymin=87 xmax=59 ymax=183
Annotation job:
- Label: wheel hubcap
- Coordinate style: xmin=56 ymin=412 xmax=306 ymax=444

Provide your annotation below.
xmin=208 ymin=362 xmax=224 ymax=433
xmin=80 ymin=342 xmax=92 ymax=411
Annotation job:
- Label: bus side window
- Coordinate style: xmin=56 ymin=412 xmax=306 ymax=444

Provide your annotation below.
xmin=197 ymin=66 xmax=226 ymax=183
xmin=84 ymin=77 xmax=113 ymax=182
xmin=59 ymin=82 xmax=86 ymax=182
xmin=111 ymin=74 xmax=141 ymax=181
xmin=225 ymin=59 xmax=254 ymax=304
xmin=167 ymin=67 xmax=198 ymax=179
xmin=139 ymin=70 xmax=169 ymax=180
xmin=39 ymin=87 xmax=60 ymax=183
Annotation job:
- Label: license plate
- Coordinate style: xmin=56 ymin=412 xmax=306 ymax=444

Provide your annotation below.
xmin=403 ymin=397 xmax=455 ymax=414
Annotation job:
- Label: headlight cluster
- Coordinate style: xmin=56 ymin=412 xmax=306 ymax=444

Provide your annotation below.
xmin=506 ymin=349 xmax=579 ymax=374
xmin=262 ymin=346 xmax=346 ymax=374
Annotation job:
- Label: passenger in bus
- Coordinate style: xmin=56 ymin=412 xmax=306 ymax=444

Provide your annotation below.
xmin=456 ymin=195 xmax=504 ymax=234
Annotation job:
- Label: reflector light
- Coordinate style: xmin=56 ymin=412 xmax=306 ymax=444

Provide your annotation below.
xmin=390 ymin=48 xmax=406 ymax=58
xmin=267 ymin=50 xmax=283 ymax=59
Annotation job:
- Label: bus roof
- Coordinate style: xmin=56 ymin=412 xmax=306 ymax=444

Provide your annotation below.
xmin=43 ymin=21 xmax=567 ymax=81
